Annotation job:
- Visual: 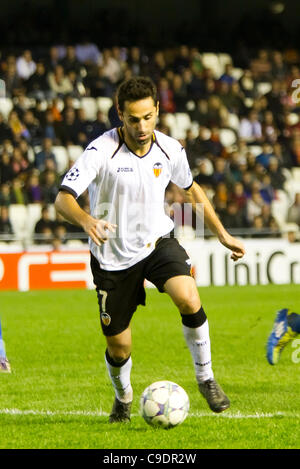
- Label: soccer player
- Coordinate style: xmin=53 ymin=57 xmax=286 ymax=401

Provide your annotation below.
xmin=267 ymin=308 xmax=300 ymax=365
xmin=55 ymin=77 xmax=245 ymax=422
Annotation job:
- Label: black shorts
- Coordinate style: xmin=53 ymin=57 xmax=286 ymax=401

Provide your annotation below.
xmin=90 ymin=237 xmax=192 ymax=336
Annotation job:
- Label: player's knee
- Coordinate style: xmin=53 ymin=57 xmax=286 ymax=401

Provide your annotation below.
xmin=177 ymin=292 xmax=201 ymax=315
xmin=107 ymin=344 xmax=131 ymax=364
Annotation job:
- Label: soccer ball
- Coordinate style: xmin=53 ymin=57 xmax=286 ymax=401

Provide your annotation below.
xmin=140 ymin=380 xmax=189 ymax=429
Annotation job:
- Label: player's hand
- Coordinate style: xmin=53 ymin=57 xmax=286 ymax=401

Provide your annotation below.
xmin=218 ymin=231 xmax=245 ymax=261
xmin=83 ymin=216 xmax=117 ymax=246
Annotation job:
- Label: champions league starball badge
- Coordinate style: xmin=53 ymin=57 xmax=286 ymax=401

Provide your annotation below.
xmin=66 ymin=168 xmax=80 ymax=181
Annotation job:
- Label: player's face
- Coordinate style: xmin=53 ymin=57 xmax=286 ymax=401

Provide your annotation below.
xmin=119 ymin=97 xmax=159 ymax=151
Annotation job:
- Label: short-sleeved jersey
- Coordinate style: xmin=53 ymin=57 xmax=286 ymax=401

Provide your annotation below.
xmin=60 ymin=128 xmax=193 ymax=271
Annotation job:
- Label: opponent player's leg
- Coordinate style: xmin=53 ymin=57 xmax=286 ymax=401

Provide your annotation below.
xmin=105 ymin=327 xmax=133 ymax=423
xmin=266 ymin=309 xmax=300 ymax=365
xmin=163 ymin=275 xmax=230 ymax=413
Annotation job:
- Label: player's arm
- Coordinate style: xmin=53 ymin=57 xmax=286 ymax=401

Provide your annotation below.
xmin=184 ymin=181 xmax=245 ymax=261
xmin=55 ymin=191 xmax=116 ymax=246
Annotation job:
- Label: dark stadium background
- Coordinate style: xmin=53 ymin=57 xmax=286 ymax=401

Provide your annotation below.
xmin=1 ymin=0 xmax=299 ymax=52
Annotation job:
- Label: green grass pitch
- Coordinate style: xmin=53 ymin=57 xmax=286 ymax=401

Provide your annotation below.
xmin=0 ymin=284 xmax=299 ymax=449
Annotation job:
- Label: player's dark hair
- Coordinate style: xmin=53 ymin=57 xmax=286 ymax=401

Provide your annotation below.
xmin=117 ymin=76 xmax=158 ymax=111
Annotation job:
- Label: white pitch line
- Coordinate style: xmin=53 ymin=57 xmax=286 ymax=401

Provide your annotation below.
xmin=0 ymin=409 xmax=299 ymax=419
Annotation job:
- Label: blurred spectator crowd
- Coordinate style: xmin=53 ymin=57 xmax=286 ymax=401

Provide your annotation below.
xmin=0 ymin=43 xmax=300 ymax=247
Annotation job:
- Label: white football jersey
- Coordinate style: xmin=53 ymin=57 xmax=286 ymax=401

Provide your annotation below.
xmin=60 ymin=128 xmax=193 ymax=270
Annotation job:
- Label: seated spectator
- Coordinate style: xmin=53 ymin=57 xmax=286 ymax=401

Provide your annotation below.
xmin=194 ymin=159 xmax=214 ymax=187
xmin=214 ymin=198 xmax=227 ymax=223
xmin=290 ymin=134 xmax=300 ymax=166
xmin=2 ymin=56 xmax=23 ymax=97
xmin=172 ymin=74 xmax=188 ymax=112
xmin=26 ymin=171 xmax=42 ymax=203
xmin=217 ymin=81 xmax=237 ymax=112
xmin=10 ymin=146 xmax=31 ymax=178
xmin=183 ymin=67 xmax=204 ymax=101
xmin=16 ymin=50 xmax=36 ymax=81
xmin=247 ymin=189 xmax=265 ymax=223
xmin=60 ymin=45 xmax=83 ymax=75
xmin=86 ymin=65 xmax=114 ymax=98
xmin=246 ymin=151 xmax=257 ymax=171
xmin=35 ymin=138 xmax=57 ymax=172
xmin=158 ymin=77 xmax=175 ymax=113
xmin=256 ymin=143 xmax=274 ymax=169
xmin=0 ymin=206 xmax=13 ymax=236
xmin=287 ymin=193 xmax=300 ymax=226
xmin=48 ymin=98 xmax=63 ymax=123
xmin=25 ymin=61 xmax=51 ymax=100
xmin=273 ymin=142 xmax=293 ymax=169
xmin=221 ymin=200 xmax=246 ymax=229
xmin=53 ymin=210 xmax=85 ymax=238
xmin=268 ymin=216 xmax=281 ymax=238
xmin=250 ymin=49 xmax=272 ymax=82
xmin=67 ymin=70 xmax=86 ymax=99
xmin=53 ymin=221 xmax=67 ymax=243
xmin=228 ymin=152 xmax=246 ymax=182
xmin=286 ymin=229 xmax=300 ymax=243
xmin=41 ymin=169 xmax=59 ymax=204
xmin=76 ymin=108 xmax=93 ymax=146
xmin=52 ymin=236 xmax=63 ymax=250
xmin=260 ymin=203 xmax=273 ymax=227
xmin=239 ymin=109 xmax=263 ymax=144
xmin=213 ymin=182 xmax=229 ymax=207
xmin=211 ymin=157 xmax=234 ymax=188
xmin=206 ymin=127 xmax=226 ymax=157
xmin=219 ymin=63 xmax=236 ymax=85
xmin=47 ymin=65 xmax=73 ymax=98
xmin=238 ymin=69 xmax=256 ymax=99
xmin=0 ymin=183 xmax=13 ymax=206
xmin=265 ymin=79 xmax=284 ymax=127
xmin=206 ymin=95 xmax=228 ymax=127
xmin=221 ymin=81 xmax=245 ymax=115
xmin=89 ymin=110 xmax=108 ymax=141
xmin=268 ymin=157 xmax=286 ymax=190
xmin=148 ymin=50 xmax=167 ymax=83
xmin=35 ymin=226 xmax=53 ymax=244
xmin=127 ymin=46 xmax=147 ymax=76
xmin=55 ymin=107 xmax=80 ymax=145
xmin=190 ymin=99 xmax=209 ymax=127
xmin=44 ymin=46 xmax=60 ymax=72
xmin=75 ymin=38 xmax=102 ymax=67
xmin=10 ymin=177 xmax=28 ymax=204
xmin=101 ymin=48 xmax=123 ymax=84
xmin=8 ymin=110 xmax=30 ymax=142
xmin=251 ymin=215 xmax=267 ymax=238
xmin=262 ymin=110 xmax=279 ymax=144
xmin=34 ymin=205 xmax=55 ymax=234
xmin=271 ymin=51 xmax=288 ymax=81
xmin=0 ymin=152 xmax=14 ymax=184
xmin=230 ymin=181 xmax=247 ymax=211
xmin=22 ymin=110 xmax=42 ymax=146
xmin=173 ymin=45 xmax=191 ymax=74
xmin=190 ymin=47 xmax=203 ymax=75
xmin=0 ymin=112 xmax=13 ymax=141
xmin=42 ymin=110 xmax=59 ymax=143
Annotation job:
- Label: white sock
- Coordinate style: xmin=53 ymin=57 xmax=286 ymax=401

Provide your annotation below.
xmin=182 ymin=319 xmax=214 ymax=383
xmin=104 ymin=354 xmax=133 ymax=403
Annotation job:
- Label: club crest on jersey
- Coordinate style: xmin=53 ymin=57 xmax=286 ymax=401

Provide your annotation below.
xmin=101 ymin=312 xmax=111 ymax=327
xmin=153 ymin=162 xmax=162 ymax=177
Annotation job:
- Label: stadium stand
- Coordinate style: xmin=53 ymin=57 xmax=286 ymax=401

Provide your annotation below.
xmin=0 ymin=44 xmax=299 ymax=246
